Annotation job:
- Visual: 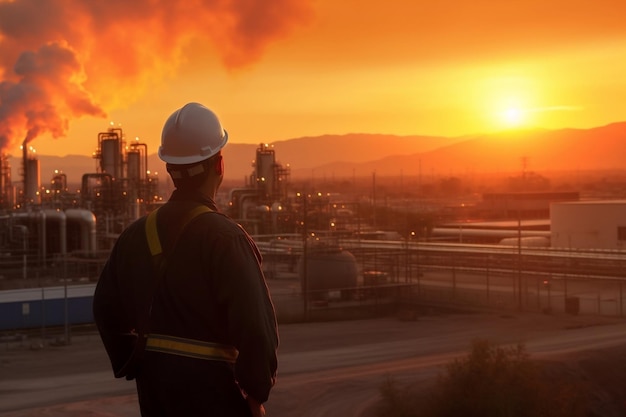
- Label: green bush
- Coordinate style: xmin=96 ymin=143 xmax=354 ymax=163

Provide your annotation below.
xmin=376 ymin=339 xmax=586 ymax=417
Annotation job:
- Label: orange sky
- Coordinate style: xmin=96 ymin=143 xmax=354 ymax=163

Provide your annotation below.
xmin=1 ymin=0 xmax=625 ymax=158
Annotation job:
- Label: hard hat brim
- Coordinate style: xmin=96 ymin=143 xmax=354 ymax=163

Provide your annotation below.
xmin=158 ymin=129 xmax=228 ymax=165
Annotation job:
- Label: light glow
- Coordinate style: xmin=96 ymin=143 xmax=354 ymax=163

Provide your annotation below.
xmin=500 ymin=107 xmax=526 ymax=127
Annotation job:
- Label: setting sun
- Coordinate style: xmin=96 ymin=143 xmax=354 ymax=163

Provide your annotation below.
xmin=500 ymin=107 xmax=526 ymax=127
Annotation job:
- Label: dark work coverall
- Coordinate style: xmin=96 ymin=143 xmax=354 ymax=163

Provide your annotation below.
xmin=93 ymin=189 xmax=279 ymax=417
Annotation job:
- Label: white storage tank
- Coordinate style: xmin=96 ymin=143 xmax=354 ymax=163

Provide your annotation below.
xmin=298 ymin=247 xmax=358 ymax=301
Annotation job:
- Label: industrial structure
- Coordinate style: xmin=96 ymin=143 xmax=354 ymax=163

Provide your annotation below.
xmin=0 ymin=128 xmax=161 ymax=286
xmin=1 ymin=134 xmax=626 ymax=334
xmin=228 ymin=143 xmax=292 ymax=235
xmin=551 ymin=200 xmax=626 ymax=250
xmin=0 ymin=140 xmax=306 ymax=287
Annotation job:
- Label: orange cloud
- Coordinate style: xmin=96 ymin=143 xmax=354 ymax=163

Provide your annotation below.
xmin=0 ymin=0 xmax=312 ymax=151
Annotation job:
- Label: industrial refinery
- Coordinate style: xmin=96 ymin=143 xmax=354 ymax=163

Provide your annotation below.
xmin=0 ymin=129 xmax=307 ymax=331
xmin=0 ymin=128 xmax=160 ymax=284
xmin=0 ymin=129 xmax=301 ymax=286
xmin=2 ymin=127 xmax=626 ymax=335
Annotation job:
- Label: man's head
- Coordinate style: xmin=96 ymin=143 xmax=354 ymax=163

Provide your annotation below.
xmin=159 ymin=103 xmax=228 ymax=191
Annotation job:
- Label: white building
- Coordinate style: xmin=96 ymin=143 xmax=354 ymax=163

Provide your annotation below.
xmin=551 ymin=200 xmax=626 ymax=250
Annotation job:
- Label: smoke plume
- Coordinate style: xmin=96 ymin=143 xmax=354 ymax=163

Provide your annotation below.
xmin=0 ymin=0 xmax=312 ymax=151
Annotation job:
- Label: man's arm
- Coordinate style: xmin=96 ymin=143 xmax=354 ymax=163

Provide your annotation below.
xmin=93 ymin=258 xmax=128 ymax=375
xmin=213 ymin=231 xmax=279 ymax=404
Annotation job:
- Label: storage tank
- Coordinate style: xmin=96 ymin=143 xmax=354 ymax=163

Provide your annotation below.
xmin=100 ymin=138 xmax=122 ymax=179
xmin=298 ymin=246 xmax=358 ymax=301
xmin=127 ymin=149 xmax=141 ymax=182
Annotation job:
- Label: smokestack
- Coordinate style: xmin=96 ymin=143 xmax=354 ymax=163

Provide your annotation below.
xmin=21 ymin=140 xmax=41 ymax=206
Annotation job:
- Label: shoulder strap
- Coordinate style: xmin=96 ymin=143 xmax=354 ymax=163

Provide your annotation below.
xmin=117 ymin=204 xmax=214 ymax=380
xmin=145 ymin=204 xmax=214 ymax=257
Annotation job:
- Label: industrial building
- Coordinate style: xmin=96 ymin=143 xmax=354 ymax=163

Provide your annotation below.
xmin=551 ymin=200 xmax=626 ymax=250
xmin=1 ymin=132 xmax=626 ymax=330
xmin=478 ymin=191 xmax=580 ymax=220
xmin=0 ymin=128 xmax=161 ymax=285
xmin=227 ymin=143 xmax=292 ymax=235
xmin=0 ymin=137 xmax=301 ymax=287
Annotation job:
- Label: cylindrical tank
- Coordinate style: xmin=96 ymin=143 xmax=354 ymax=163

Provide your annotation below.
xmin=256 ymin=146 xmax=276 ymax=198
xmin=25 ymin=158 xmax=41 ymax=204
xmin=127 ymin=150 xmax=141 ymax=182
xmin=101 ymin=138 xmax=121 ymax=179
xmin=298 ymin=247 xmax=358 ymax=301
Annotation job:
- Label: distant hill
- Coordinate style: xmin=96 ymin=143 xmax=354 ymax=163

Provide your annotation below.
xmin=5 ymin=124 xmax=626 ymax=186
xmin=290 ymin=123 xmax=626 ymax=178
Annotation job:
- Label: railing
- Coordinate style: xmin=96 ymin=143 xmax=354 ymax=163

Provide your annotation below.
xmin=265 ymin=241 xmax=626 ymax=321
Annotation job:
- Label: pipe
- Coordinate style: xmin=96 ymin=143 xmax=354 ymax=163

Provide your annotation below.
xmin=228 ymin=188 xmax=259 ymax=219
xmin=11 ymin=224 xmax=28 ymax=279
xmin=42 ymin=209 xmax=67 ymax=256
xmin=431 ymin=227 xmax=551 ymax=239
xmin=65 ymin=209 xmax=97 ymax=254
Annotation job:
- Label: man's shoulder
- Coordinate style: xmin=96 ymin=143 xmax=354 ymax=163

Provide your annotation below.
xmin=115 ymin=216 xmax=148 ymax=243
xmin=197 ymin=211 xmax=248 ymax=236
xmin=159 ymin=201 xmax=250 ymax=237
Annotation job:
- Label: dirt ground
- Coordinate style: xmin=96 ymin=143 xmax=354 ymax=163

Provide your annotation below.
xmin=363 ymin=331 xmax=626 ymax=417
xmin=541 ymin=346 xmax=626 ymax=417
xmin=1 ymin=312 xmax=626 ymax=417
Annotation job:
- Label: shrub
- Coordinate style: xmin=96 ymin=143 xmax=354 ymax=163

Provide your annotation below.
xmin=376 ymin=377 xmax=421 ymax=417
xmin=376 ymin=339 xmax=586 ymax=417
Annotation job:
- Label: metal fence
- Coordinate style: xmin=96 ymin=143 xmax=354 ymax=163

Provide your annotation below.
xmin=286 ymin=242 xmax=626 ymax=319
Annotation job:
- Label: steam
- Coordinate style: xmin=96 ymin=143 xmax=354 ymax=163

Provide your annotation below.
xmin=0 ymin=0 xmax=312 ymax=151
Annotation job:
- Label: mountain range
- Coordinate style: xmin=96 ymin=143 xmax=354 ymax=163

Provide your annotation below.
xmin=5 ymin=122 xmax=626 ymax=187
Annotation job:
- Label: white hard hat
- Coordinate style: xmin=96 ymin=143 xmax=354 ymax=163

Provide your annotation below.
xmin=159 ymin=102 xmax=228 ymax=165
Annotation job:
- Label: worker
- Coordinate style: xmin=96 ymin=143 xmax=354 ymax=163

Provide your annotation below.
xmin=93 ymin=102 xmax=278 ymax=417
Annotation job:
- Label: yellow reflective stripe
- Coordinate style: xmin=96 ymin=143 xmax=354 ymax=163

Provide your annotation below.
xmin=146 ymin=334 xmax=238 ymax=363
xmin=145 ymin=208 xmax=162 ymax=256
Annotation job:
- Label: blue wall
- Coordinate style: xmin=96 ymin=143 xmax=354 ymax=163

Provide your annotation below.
xmin=0 ymin=296 xmax=94 ymax=331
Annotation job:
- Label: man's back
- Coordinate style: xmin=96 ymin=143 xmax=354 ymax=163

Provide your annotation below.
xmin=94 ymin=191 xmax=278 ymax=416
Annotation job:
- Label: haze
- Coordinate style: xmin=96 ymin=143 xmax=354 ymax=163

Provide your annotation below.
xmin=1 ymin=0 xmax=625 ymax=161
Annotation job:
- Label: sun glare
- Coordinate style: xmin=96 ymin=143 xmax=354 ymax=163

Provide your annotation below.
xmin=501 ymin=107 xmax=525 ymax=127
xmin=478 ymin=73 xmax=541 ymax=131
xmin=492 ymin=96 xmax=533 ymax=130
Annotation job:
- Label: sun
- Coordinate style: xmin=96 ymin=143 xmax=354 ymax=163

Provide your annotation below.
xmin=492 ymin=96 xmax=532 ymax=129
xmin=500 ymin=107 xmax=526 ymax=127
xmin=479 ymin=73 xmax=539 ymax=131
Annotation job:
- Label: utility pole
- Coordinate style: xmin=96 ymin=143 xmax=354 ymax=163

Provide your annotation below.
xmin=517 ymin=213 xmax=523 ymax=311
xmin=302 ymin=193 xmax=308 ymax=321
xmin=372 ymin=171 xmax=376 ymax=229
